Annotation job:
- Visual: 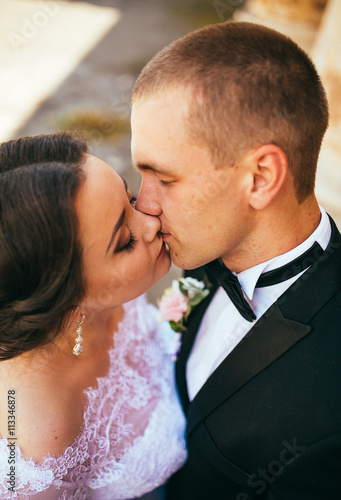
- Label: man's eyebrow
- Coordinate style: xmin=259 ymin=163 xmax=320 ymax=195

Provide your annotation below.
xmin=106 ymin=177 xmax=128 ymax=254
xmin=134 ymin=162 xmax=170 ymax=175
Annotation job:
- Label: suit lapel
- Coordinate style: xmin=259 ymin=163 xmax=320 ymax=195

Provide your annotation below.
xmin=176 ymin=282 xmax=218 ymax=413
xmin=182 ymin=216 xmax=341 ymax=436
xmin=279 ymin=216 xmax=341 ymax=323
xmin=186 ymin=302 xmax=311 ymax=435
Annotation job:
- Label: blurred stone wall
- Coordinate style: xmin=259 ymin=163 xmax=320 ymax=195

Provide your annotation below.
xmin=235 ymin=0 xmax=341 ymax=227
xmin=312 ymin=0 xmax=341 ymax=227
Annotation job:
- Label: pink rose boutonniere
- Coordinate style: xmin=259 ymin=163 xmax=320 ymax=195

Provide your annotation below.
xmin=158 ymin=277 xmax=209 ymax=360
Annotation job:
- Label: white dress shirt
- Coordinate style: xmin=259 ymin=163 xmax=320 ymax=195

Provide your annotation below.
xmin=187 ymin=207 xmax=332 ymax=401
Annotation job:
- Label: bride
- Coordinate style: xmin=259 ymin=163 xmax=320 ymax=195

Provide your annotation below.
xmin=0 ymin=132 xmax=187 ymax=499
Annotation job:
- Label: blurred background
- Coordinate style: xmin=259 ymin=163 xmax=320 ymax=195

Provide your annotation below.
xmin=1 ymin=0 xmax=340 ymax=304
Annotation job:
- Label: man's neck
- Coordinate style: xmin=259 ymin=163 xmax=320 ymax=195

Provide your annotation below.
xmin=222 ymin=195 xmax=321 ymax=273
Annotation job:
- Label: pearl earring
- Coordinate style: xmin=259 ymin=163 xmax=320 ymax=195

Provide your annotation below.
xmin=73 ymin=314 xmax=86 ymax=356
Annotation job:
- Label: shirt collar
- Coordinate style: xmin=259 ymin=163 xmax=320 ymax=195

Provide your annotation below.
xmin=237 ymin=207 xmax=331 ymax=301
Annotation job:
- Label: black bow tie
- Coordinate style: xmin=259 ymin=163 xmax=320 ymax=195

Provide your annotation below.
xmin=205 ymin=241 xmax=324 ymax=322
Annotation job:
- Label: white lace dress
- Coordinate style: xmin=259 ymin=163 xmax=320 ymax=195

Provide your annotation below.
xmin=0 ymin=296 xmax=187 ymax=499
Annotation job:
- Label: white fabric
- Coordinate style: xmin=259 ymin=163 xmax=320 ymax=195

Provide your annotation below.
xmin=187 ymin=207 xmax=331 ymax=400
xmin=0 ymin=295 xmax=187 ymax=499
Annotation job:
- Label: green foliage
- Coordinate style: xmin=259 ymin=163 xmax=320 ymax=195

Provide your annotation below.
xmin=189 ymin=289 xmax=210 ymax=307
xmin=168 ymin=0 xmax=235 ymax=28
xmin=170 ymin=320 xmax=186 ymax=333
xmin=55 ymin=110 xmax=130 ymax=143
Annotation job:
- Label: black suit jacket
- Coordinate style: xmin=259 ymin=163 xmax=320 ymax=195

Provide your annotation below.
xmin=166 ymin=217 xmax=341 ymax=500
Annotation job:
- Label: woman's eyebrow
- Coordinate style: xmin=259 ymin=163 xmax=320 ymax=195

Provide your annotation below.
xmin=106 ymin=208 xmax=126 ymax=254
xmin=120 ymin=176 xmax=128 ymax=192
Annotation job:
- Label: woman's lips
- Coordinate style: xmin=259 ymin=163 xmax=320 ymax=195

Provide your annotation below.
xmin=157 ymin=241 xmax=166 ymax=259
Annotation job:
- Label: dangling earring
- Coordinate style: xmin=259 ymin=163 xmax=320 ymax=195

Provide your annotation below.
xmin=73 ymin=314 xmax=86 ymax=356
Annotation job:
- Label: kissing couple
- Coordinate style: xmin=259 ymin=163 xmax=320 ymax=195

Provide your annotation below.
xmin=0 ymin=21 xmax=340 ymax=500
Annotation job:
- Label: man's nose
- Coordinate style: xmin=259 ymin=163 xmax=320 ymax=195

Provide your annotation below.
xmin=141 ymin=212 xmax=162 ymax=244
xmin=136 ymin=183 xmax=162 ymax=217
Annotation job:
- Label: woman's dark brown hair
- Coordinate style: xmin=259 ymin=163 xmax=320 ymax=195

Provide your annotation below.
xmin=0 ymin=132 xmax=88 ymax=360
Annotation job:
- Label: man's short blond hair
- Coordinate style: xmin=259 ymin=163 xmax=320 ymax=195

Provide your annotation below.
xmin=132 ymin=22 xmax=329 ymax=203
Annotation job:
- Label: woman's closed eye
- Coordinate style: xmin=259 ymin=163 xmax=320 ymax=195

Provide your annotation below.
xmin=119 ymin=229 xmax=137 ymax=253
xmin=115 ymin=193 xmax=138 ymax=253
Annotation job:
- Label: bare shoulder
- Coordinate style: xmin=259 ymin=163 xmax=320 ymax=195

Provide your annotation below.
xmin=0 ymin=309 xmax=121 ymax=463
xmin=0 ymin=360 xmax=84 ymax=463
xmin=20 ymin=387 xmax=84 ymax=462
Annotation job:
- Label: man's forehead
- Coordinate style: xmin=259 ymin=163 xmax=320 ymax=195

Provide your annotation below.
xmin=132 ymin=87 xmax=192 ymax=114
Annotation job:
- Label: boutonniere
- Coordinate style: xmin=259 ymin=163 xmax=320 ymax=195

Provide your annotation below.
xmin=158 ymin=277 xmax=210 ymax=360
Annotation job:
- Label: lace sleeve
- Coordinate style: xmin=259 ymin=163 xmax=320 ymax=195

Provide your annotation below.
xmin=0 ymin=295 xmax=187 ymax=500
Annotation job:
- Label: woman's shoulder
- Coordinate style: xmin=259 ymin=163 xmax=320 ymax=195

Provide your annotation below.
xmin=0 ymin=360 xmax=84 ymax=464
xmin=0 ymin=384 xmax=82 ymax=495
xmin=26 ymin=392 xmax=83 ymax=462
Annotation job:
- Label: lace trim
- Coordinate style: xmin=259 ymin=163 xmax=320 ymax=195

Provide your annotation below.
xmin=0 ymin=295 xmax=187 ymax=499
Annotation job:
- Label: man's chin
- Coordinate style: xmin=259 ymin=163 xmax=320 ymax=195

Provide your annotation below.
xmin=169 ymin=248 xmax=204 ymax=271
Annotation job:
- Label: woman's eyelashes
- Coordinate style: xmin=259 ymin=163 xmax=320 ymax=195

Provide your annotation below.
xmin=116 ymin=192 xmax=137 ymax=254
xmin=121 ymin=229 xmax=137 ymax=252
xmin=120 ymin=230 xmax=137 ymax=253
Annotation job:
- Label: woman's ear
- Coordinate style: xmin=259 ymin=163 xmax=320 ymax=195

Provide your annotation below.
xmin=248 ymin=144 xmax=288 ymax=210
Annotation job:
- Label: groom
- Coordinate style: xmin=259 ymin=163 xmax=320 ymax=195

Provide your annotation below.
xmin=131 ymin=22 xmax=341 ymax=499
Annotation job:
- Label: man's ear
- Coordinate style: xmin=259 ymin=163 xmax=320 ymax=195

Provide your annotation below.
xmin=248 ymin=144 xmax=288 ymax=210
